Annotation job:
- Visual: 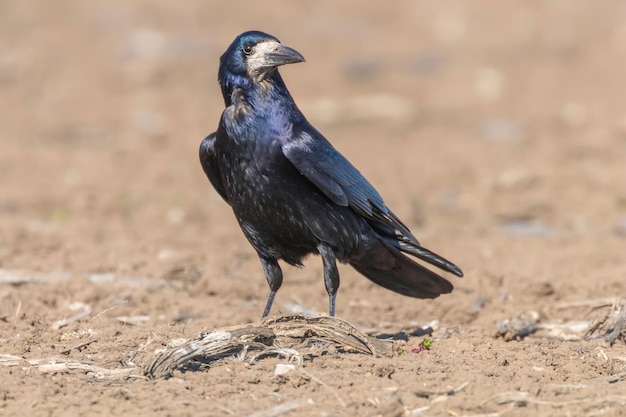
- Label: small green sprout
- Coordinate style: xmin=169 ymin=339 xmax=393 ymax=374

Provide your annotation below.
xmin=411 ymin=338 xmax=432 ymax=353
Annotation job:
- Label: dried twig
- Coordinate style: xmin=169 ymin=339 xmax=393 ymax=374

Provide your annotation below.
xmin=0 ymin=354 xmax=23 ymax=367
xmin=89 ymin=300 xmax=128 ymax=323
xmin=116 ymin=315 xmax=150 ymax=326
xmin=13 ymin=301 xmax=21 ymax=326
xmin=60 ymin=339 xmax=98 ymax=355
xmin=0 ymin=354 xmax=140 ymax=380
xmin=37 ymin=361 xmax=136 ymax=380
xmin=555 ymin=298 xmax=619 ymax=310
xmin=483 ymin=390 xmax=626 ymax=408
xmin=414 ymin=381 xmax=470 ymax=399
xmin=0 ymin=269 xmax=64 ymax=285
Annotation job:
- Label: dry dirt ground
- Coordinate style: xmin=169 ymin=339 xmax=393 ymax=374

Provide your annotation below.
xmin=1 ymin=1 xmax=626 ymax=416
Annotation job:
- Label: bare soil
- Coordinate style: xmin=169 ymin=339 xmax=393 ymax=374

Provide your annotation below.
xmin=1 ymin=1 xmax=626 ymax=416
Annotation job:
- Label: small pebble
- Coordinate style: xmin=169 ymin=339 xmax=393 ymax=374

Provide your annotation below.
xmin=274 ymin=363 xmax=296 ymax=377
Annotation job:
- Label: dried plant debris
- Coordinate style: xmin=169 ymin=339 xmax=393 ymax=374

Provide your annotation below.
xmin=1 ymin=315 xmax=394 ymax=382
xmin=496 ymin=298 xmax=626 ymax=344
xmin=0 ymin=355 xmax=139 ymax=380
xmin=495 ymin=311 xmax=540 ymax=341
xmin=147 ymin=314 xmax=394 ymax=379
xmin=0 ymin=268 xmax=69 ymax=285
xmin=585 ymin=299 xmax=626 ymax=345
xmin=414 ymin=381 xmax=469 ymax=399
xmin=482 ymin=370 xmax=626 ymax=410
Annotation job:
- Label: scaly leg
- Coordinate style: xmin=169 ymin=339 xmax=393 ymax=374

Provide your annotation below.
xmin=317 ymin=244 xmax=340 ymax=316
xmin=259 ymin=255 xmax=283 ymax=318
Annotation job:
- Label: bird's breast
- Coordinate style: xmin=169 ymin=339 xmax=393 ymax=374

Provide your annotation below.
xmin=217 ymin=138 xmax=320 ymax=262
xmin=215 ymin=106 xmax=362 ymax=262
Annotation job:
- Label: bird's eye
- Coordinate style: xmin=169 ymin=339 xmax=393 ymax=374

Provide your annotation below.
xmin=242 ymin=45 xmax=253 ymax=55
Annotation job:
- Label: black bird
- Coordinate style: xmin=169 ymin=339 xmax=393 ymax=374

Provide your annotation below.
xmin=200 ymin=31 xmax=463 ymax=318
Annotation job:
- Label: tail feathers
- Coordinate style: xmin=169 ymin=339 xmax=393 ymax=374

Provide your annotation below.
xmin=396 ymin=240 xmax=464 ymax=277
xmin=350 ymin=254 xmax=453 ymax=298
xmin=349 ymin=242 xmax=455 ymax=299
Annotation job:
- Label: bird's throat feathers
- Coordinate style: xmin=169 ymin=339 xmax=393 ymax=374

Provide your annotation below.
xmin=220 ymin=70 xmax=296 ymax=124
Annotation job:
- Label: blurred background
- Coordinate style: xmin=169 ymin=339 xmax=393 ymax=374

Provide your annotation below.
xmin=1 ymin=0 xmax=625 ymax=325
xmin=1 ymin=2 xmax=626 ymax=415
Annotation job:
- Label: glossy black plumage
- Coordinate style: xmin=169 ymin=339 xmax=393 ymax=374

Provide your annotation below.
xmin=200 ymin=31 xmax=463 ymax=318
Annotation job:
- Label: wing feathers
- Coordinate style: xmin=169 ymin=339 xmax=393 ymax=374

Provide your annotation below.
xmin=282 ymin=130 xmax=412 ymax=240
xmin=199 ymin=132 xmax=230 ymax=204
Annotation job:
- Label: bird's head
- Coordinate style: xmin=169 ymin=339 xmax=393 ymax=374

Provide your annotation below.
xmin=218 ymin=31 xmax=305 ymax=85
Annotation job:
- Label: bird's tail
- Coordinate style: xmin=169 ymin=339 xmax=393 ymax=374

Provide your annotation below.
xmin=393 ymin=239 xmax=463 ymax=277
xmin=349 ymin=236 xmax=462 ymax=299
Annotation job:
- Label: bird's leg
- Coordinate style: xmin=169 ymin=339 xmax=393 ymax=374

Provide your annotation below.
xmin=258 ymin=255 xmax=283 ymax=319
xmin=317 ymin=244 xmax=340 ymax=316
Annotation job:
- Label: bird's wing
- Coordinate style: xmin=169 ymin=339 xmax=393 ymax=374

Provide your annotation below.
xmin=199 ymin=132 xmax=230 ymax=204
xmin=281 ymin=129 xmax=417 ymax=241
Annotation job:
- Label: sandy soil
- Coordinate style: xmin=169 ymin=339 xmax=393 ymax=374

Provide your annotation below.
xmin=1 ymin=1 xmax=626 ymax=416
